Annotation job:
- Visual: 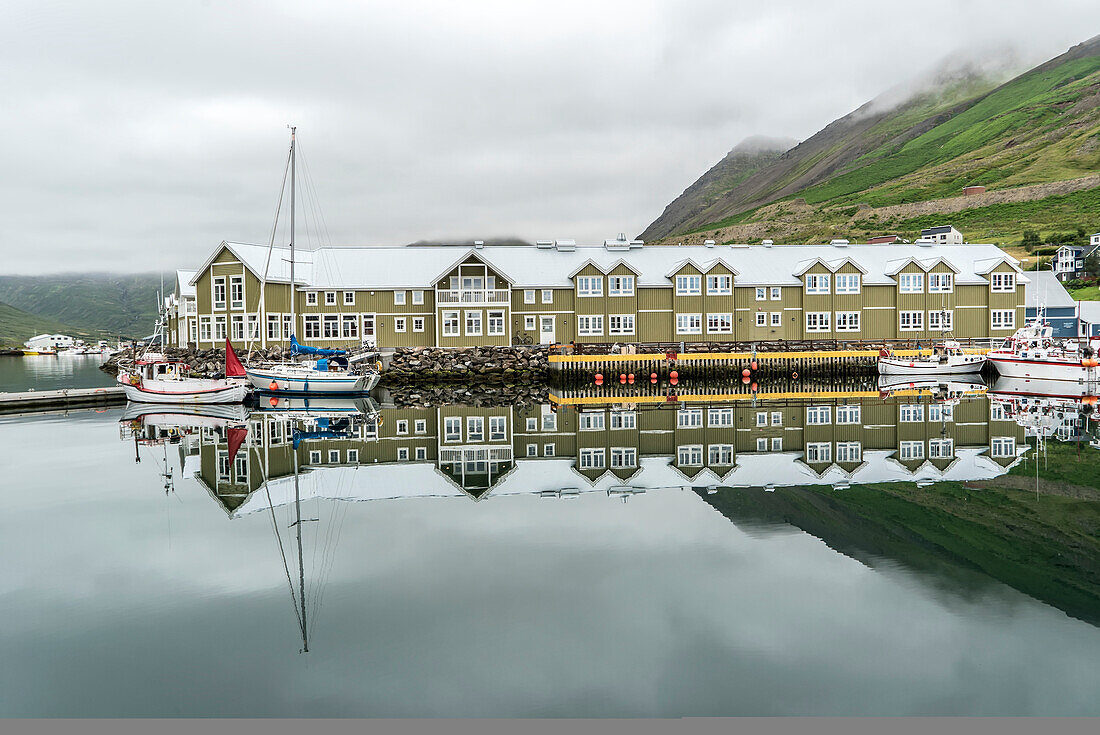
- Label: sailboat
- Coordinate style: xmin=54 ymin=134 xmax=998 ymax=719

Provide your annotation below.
xmin=245 ymin=127 xmax=380 ymax=396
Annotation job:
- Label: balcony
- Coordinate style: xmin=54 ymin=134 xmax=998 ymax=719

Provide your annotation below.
xmin=436 ymin=289 xmax=510 ymax=305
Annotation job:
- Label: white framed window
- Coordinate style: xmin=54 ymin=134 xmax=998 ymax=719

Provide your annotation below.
xmin=343 ymin=291 xmax=356 ymax=305
xmin=231 ymin=314 xmax=245 ymax=340
xmin=544 ymin=444 xmax=555 ymax=457
xmin=396 ymin=419 xmax=409 ymax=435
xmin=770 ymin=287 xmax=782 ymax=300
xmin=991 ymin=436 xmax=1016 ymax=458
xmin=394 ymin=317 xmax=406 ymax=333
xmin=542 ymin=413 xmax=556 ymax=431
xmin=771 ymin=437 xmax=783 ymax=451
xmin=542 ymin=289 xmax=554 ymax=303
xmin=579 ymin=448 xmax=606 ymax=469
xmin=415 ymin=447 xmax=427 ymax=461
xmin=804 ymin=274 xmax=830 ymax=294
xmin=678 ymin=445 xmax=703 ymax=466
xmin=397 ymin=447 xmax=409 ymax=461
xmin=189 ymin=319 xmax=197 ymax=343
xmin=303 ymin=315 xmax=320 ymax=339
xmin=608 ymin=314 xmax=635 ymax=335
xmin=991 ymin=310 xmax=1015 ymax=330
xmin=526 ymin=417 xmax=537 ymax=432
xmin=707 ymin=313 xmax=733 ymax=334
xmin=524 ymin=315 xmax=536 ymax=330
xmin=341 ymin=314 xmax=358 ymax=339
xmin=308 ymin=450 xmax=321 ymax=465
xmin=306 ymin=291 xmax=318 ymax=306
xmin=806 ymin=406 xmax=831 ymax=425
xmin=199 ymin=316 xmax=211 ymax=341
xmin=212 ymin=276 xmax=226 ymax=310
xmin=213 ymin=315 xmax=227 ymax=340
xmin=412 ymin=290 xmax=424 ymax=305
xmin=675 ymin=274 xmax=702 ymax=295
xmin=489 ymin=416 xmax=507 ymax=441
xmin=770 ymin=312 xmax=782 ymax=327
xmin=328 ymin=449 xmax=340 ymax=464
xmin=487 ymin=310 xmax=505 ymax=336
xmin=771 ymin=411 xmax=783 ymax=426
xmin=229 ymin=276 xmax=244 ymax=309
xmin=990 ymin=402 xmax=1008 ymax=421
xmin=577 ymin=315 xmax=604 ymax=336
xmin=322 ymin=314 xmax=339 ymax=338
xmin=677 ymin=408 xmax=703 ymax=428
xmin=442 ymin=311 xmax=460 ymax=336
xmin=676 ymin=313 xmax=702 ymax=334
xmin=836 ymin=404 xmax=861 ymax=424
xmin=610 ymin=410 xmax=636 ymax=430
xmin=899 ymin=273 xmax=924 ymax=293
xmin=414 ymin=419 xmax=427 ymax=434
xmin=524 ymin=289 xmax=536 ymax=304
xmin=708 ymin=444 xmax=734 ymax=465
xmin=393 ymin=290 xmax=406 ymax=306
xmin=577 ymin=276 xmax=603 ymax=297
xmin=527 ymin=443 xmax=538 ymax=457
xmin=464 ymin=310 xmax=482 ymax=336
xmin=283 ymin=315 xmax=293 ymax=340
xmin=755 ymin=312 xmax=766 ymax=327
xmin=755 ymin=411 xmax=767 ymax=427
xmin=836 ymin=442 xmax=862 ymax=463
xmin=579 ymin=411 xmax=605 ymax=431
xmin=835 ymin=311 xmax=860 ymax=332
xmin=467 ymin=416 xmax=484 ymax=442
xmin=805 ymin=312 xmax=831 ymax=332
xmin=899 ymin=404 xmax=924 ymax=422
xmin=707 ymin=275 xmax=732 ymax=295
xmin=608 ymin=276 xmax=635 ymax=297
xmin=929 ymin=438 xmax=954 ymax=459
xmin=413 ymin=317 xmax=425 ymax=332
xmin=755 ymin=287 xmax=766 ymax=301
xmin=325 ymin=291 xmax=337 ymax=305
xmin=835 ymin=273 xmax=860 ymax=294
xmin=756 ymin=437 xmax=768 ymax=452
xmin=990 ymin=272 xmax=1016 ymax=292
xmin=928 ymin=310 xmax=953 ymax=332
xmin=708 ymin=408 xmax=734 ymax=427
xmin=347 ymin=449 xmax=359 ymax=463
xmin=928 ymin=273 xmax=953 ymax=293
xmin=806 ymin=442 xmax=831 ymax=463
xmin=899 ymin=441 xmax=924 ymax=460
xmin=611 ymin=447 xmax=637 ymax=468
xmin=443 ymin=417 xmax=462 ymax=442
xmin=899 ymin=311 xmax=924 ymax=331
xmin=267 ymin=314 xmax=281 ymax=340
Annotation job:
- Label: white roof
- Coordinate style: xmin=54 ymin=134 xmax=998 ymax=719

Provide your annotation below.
xmin=192 ymin=241 xmax=1024 ymax=290
xmin=1078 ymin=300 xmax=1100 ymax=324
xmin=1024 ymin=270 xmax=1076 ymax=309
xmin=176 ymin=270 xmax=197 ymax=299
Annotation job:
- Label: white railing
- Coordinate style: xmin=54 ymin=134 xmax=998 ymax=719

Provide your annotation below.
xmin=439 ymin=446 xmax=513 ymax=463
xmin=436 ymin=289 xmax=511 ymax=305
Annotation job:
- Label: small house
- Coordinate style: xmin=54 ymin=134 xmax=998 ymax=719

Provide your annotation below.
xmin=1051 ymin=243 xmax=1099 ymax=282
xmin=962 ymin=186 xmax=986 ymax=196
xmin=920 ymin=226 xmax=964 ymax=244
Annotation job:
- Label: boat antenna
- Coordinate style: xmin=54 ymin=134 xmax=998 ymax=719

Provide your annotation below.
xmin=290 ymin=125 xmax=296 ymax=354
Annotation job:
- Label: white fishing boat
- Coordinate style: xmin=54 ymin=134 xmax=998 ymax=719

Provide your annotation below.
xmin=117 ymin=332 xmax=249 ymax=404
xmin=987 ymin=310 xmax=1100 ymax=382
xmin=876 ymin=340 xmax=986 ymax=375
xmin=876 ymin=374 xmax=987 ymax=397
xmin=244 ymin=127 xmax=380 ymax=396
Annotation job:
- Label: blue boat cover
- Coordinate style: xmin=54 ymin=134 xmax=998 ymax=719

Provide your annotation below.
xmin=290 ymin=334 xmax=346 ymax=357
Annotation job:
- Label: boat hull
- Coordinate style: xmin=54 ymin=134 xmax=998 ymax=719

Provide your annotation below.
xmin=989 ymin=356 xmax=1098 ymax=382
xmin=246 ymin=366 xmax=379 ymax=395
xmin=877 ymin=355 xmax=985 ymax=375
xmin=120 ymin=381 xmax=249 ymax=404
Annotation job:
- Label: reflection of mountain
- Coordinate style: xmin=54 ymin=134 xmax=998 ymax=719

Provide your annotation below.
xmin=695 ymin=482 xmax=1100 ymax=627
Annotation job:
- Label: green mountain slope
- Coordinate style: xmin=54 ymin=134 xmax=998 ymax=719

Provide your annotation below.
xmin=0 ymin=274 xmax=162 ymax=340
xmin=0 ymin=301 xmax=83 ymax=348
xmin=642 ymin=34 xmax=1100 ymax=246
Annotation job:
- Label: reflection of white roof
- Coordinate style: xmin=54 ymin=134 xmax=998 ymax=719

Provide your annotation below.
xmin=1024 ymin=271 xmax=1076 ymax=309
xmin=192 ymin=241 xmax=1022 ymax=290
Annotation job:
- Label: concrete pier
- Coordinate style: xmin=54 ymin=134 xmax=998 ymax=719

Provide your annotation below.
xmin=0 ymin=386 xmax=126 ymax=415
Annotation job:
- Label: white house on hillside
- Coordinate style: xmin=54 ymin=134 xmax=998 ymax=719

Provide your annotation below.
xmin=919 ymin=226 xmax=964 ymax=244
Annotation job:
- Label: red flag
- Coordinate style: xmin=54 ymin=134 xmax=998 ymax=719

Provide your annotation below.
xmin=227 ymin=426 xmax=248 ymax=463
xmin=225 ymin=338 xmax=246 ymax=377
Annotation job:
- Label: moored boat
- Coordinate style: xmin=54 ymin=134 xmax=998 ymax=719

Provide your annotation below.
xmin=987 ymin=313 xmax=1100 ymax=383
xmin=877 ymin=340 xmax=986 ymax=375
xmin=117 ymin=338 xmax=249 ymax=404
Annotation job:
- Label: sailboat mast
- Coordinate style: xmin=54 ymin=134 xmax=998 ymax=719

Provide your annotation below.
xmin=293 ymin=450 xmax=308 ymax=652
xmin=290 ymin=126 xmax=296 ymax=341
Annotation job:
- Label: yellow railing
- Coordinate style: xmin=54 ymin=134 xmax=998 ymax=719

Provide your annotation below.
xmin=549 ymin=348 xmax=988 ymax=364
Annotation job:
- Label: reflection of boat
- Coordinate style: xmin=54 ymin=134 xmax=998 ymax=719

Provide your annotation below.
xmin=877 ymin=341 xmax=986 ymax=375
xmin=988 ymin=311 xmax=1100 ymax=382
xmin=120 ymin=402 xmax=250 ymax=428
xmin=257 ymin=394 xmax=379 ymax=419
xmin=877 ymin=374 xmax=987 ymax=396
xmin=989 ymin=377 xmax=1099 ymax=442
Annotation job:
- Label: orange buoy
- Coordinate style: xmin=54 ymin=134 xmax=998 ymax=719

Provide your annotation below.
xmin=627 ymin=373 xmax=634 ymax=384
xmin=595 ymin=373 xmax=603 ymax=382
xmin=268 ymin=396 xmax=279 ymax=407
xmin=650 ymin=375 xmax=657 ymax=384
xmin=619 ymin=373 xmax=626 ymax=383
xmin=1082 ymin=395 xmax=1098 ymax=406
xmin=792 ymin=372 xmax=798 ymax=379
xmin=669 ymin=370 xmax=678 ymax=380
xmin=751 ymin=382 xmax=758 ymax=392
xmin=670 ymin=376 xmax=679 ymax=386
xmin=750 ymin=360 xmax=758 ymax=371
xmin=742 ymin=376 xmax=751 ymax=384
xmin=742 ymin=368 xmax=751 ymax=377
xmin=269 ymin=381 xmax=279 ymax=391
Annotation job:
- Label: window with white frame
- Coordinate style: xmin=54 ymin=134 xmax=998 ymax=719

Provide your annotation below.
xmin=267 ymin=314 xmax=281 ymax=340
xmin=608 ymin=314 xmax=635 ymax=335
xmin=836 ymin=404 xmax=861 ymax=424
xmin=675 ymin=274 xmax=702 ymax=295
xmin=676 ymin=313 xmax=702 ymax=334
xmin=836 ymin=442 xmax=861 ymax=463
xmin=415 ymin=447 xmax=427 ymax=461
xmin=413 ymin=317 xmax=425 ymax=332
xmin=608 ymin=276 xmax=634 ymax=296
xmin=467 ymin=416 xmax=484 ymax=441
xmin=611 ymin=447 xmax=637 ymax=468
xmin=835 ymin=311 xmax=860 ymax=332
xmin=805 ymin=274 xmax=830 ymax=294
xmin=524 ymin=315 xmax=536 ymax=330
xmin=899 ymin=441 xmax=924 ymax=460
xmin=771 ymin=411 xmax=783 ymax=426
xmin=899 ymin=404 xmax=924 ymax=422
xmin=527 ymin=443 xmax=538 ymax=457
xmin=755 ymin=287 xmax=766 ymax=300
xmin=541 ymin=289 xmax=554 ymax=303
xmin=283 ymin=315 xmax=293 ymax=340
xmin=678 ymin=445 xmax=703 ymax=466
xmin=322 ymin=314 xmax=338 ymax=338
xmin=524 ymin=289 xmax=536 ymax=304
xmin=489 ymin=416 xmax=507 ymax=441
xmin=212 ymin=277 xmax=226 ymax=310
xmin=771 ymin=437 xmax=783 ymax=451
xmin=412 ymin=290 xmax=424 ymax=304
xmin=929 ymin=438 xmax=953 ymax=459
xmin=394 ymin=317 xmax=406 ymax=333
xmin=393 ymin=290 xmax=406 ymax=305
xmin=213 ymin=315 xmax=227 ymax=340
xmin=444 ymin=417 xmax=461 ymax=442
xmin=807 ymin=406 xmax=831 ymax=425
xmin=307 ymin=450 xmax=321 ymax=465
xmin=835 ymin=273 xmax=860 ymax=293
xmin=306 ymin=291 xmax=318 ymax=306
xmin=397 ymin=447 xmax=409 ymax=461
xmin=542 ymin=413 xmax=556 ymax=431
xmin=928 ymin=273 xmax=953 ymax=293
xmin=396 ymin=419 xmax=409 ymax=435
xmin=343 ymin=291 xmax=356 ymax=305
xmin=325 ymin=291 xmax=337 ymax=305
xmin=770 ymin=287 xmax=782 ymax=300
xmin=229 ymin=276 xmax=244 ymax=309
xmin=990 ymin=402 xmax=1008 ymax=421
xmin=770 ymin=312 xmax=782 ymax=327
xmin=756 ymin=437 xmax=768 ymax=452
xmin=899 ymin=311 xmax=924 ymax=331
xmin=609 ymin=410 xmax=636 ymax=429
xmin=231 ymin=315 xmax=245 ymax=340
xmin=708 ymin=444 xmax=734 ymax=465
xmin=328 ymin=449 xmax=340 ymax=464
xmin=806 ymin=442 xmax=831 ymax=463
xmin=991 ymin=310 xmax=1015 ymax=330
xmin=341 ymin=314 xmax=358 ymax=339
xmin=677 ymin=408 xmax=703 ymax=428
xmin=991 ymin=436 xmax=1016 ymax=458
xmin=708 ymin=313 xmax=733 ymax=333
xmin=465 ymin=311 xmax=482 ymax=336
xmin=755 ymin=312 xmax=766 ymax=327
xmin=806 ymin=312 xmax=831 ymax=332
xmin=579 ymin=411 xmax=605 ymax=431
xmin=928 ymin=310 xmax=953 ymax=332
xmin=899 ymin=273 xmax=924 ymax=293
xmin=347 ymin=449 xmax=359 ymax=463
xmin=200 ymin=317 xmax=212 ymax=341
xmin=577 ymin=315 xmax=604 ymax=336
xmin=755 ymin=411 xmax=767 ymax=427
xmin=544 ymin=444 xmax=555 ymax=456
xmin=526 ymin=417 xmax=537 ymax=432
xmin=414 ymin=419 xmax=427 ymax=434
xmin=442 ymin=311 xmax=460 ymax=336
xmin=577 ymin=276 xmax=603 ymax=297
xmin=487 ymin=311 xmax=505 ymax=335
xmin=990 ymin=272 xmax=1016 ymax=292
xmin=303 ymin=315 xmax=320 ymax=339
xmin=707 ymin=275 xmax=732 ymax=295
xmin=189 ymin=319 xmax=197 ymax=343
xmin=708 ymin=407 xmax=734 ymax=427
xmin=579 ymin=448 xmax=606 ymax=469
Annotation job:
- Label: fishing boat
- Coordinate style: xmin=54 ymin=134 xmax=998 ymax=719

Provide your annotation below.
xmin=244 ymin=127 xmax=380 ymax=396
xmin=876 ymin=340 xmax=986 ymax=375
xmin=876 ymin=374 xmax=987 ymax=397
xmin=987 ymin=308 xmax=1100 ymax=382
xmin=116 ymin=336 xmax=249 ymax=404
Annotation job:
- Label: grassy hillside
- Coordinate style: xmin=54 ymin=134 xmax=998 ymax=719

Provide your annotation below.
xmin=644 ymin=34 xmax=1100 ymax=248
xmin=0 ymin=301 xmax=78 ymax=348
xmin=0 ymin=273 xmax=162 ymax=340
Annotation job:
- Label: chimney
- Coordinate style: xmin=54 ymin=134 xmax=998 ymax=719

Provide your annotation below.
xmin=703 ymin=239 xmax=715 ymax=248
xmin=761 ymin=239 xmax=773 ymax=248
xmin=555 ymin=239 xmax=576 ymax=252
xmin=474 ymin=240 xmax=484 ymax=249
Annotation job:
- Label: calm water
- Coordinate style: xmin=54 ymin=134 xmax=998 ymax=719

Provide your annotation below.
xmin=0 ymin=354 xmax=114 ymax=392
xmin=3 ymin=384 xmax=1100 ymax=716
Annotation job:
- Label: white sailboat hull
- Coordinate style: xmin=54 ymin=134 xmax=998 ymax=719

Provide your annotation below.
xmin=246 ymin=365 xmax=379 ymax=394
xmin=988 ymin=356 xmax=1098 ymax=382
xmin=877 ymin=354 xmax=986 ymax=375
xmin=119 ymin=377 xmax=249 ymax=404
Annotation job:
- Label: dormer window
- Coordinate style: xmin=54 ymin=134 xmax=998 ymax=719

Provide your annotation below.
xmin=991 ymin=272 xmax=1016 ymax=292
xmin=898 ymin=273 xmax=923 ymax=293
xmin=707 ymin=275 xmax=732 ymax=295
xmin=804 ymin=274 xmax=830 ymax=294
xmin=928 ymin=273 xmax=953 ymax=293
xmin=608 ymin=275 xmax=634 ymax=296
xmin=675 ymin=275 xmax=701 ymax=295
xmin=577 ymin=276 xmax=603 ymax=297
xmin=835 ymin=274 xmax=860 ymax=294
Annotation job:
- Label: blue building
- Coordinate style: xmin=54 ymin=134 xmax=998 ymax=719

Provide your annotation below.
xmin=1024 ymin=270 xmax=1078 ymax=339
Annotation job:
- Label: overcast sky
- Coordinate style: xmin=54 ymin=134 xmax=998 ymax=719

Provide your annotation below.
xmin=3 ymin=1 xmax=1100 ymax=274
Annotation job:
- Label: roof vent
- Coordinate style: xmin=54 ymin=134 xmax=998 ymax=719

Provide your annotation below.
xmin=761 ymin=239 xmax=773 ymax=248
xmin=555 ymin=239 xmax=576 ymax=252
xmin=604 ymin=235 xmax=630 ymax=251
xmin=730 ymin=243 xmax=749 ymax=249
xmin=473 ymin=240 xmax=484 ymax=249
xmin=629 ymin=238 xmax=644 ymax=249
xmin=831 ymin=239 xmax=849 ymax=247
xmin=535 ymin=240 xmax=554 ymax=249
xmin=915 ymin=238 xmax=935 ymax=247
xmin=704 ymin=239 xmax=715 ymax=248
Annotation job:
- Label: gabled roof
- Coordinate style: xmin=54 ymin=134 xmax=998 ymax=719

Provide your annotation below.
xmin=1024 ymin=270 xmax=1076 ymax=309
xmin=429 ymin=248 xmax=518 ymax=287
xmin=885 ymin=256 xmax=960 ymax=276
xmin=175 ymin=269 xmax=197 ymax=299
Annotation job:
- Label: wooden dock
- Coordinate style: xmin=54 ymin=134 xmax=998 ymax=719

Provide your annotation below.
xmin=0 ymin=386 xmax=126 ymax=414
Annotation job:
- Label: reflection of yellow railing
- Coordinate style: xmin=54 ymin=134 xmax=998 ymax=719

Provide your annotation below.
xmin=548 ymin=387 xmax=988 ymax=406
xmin=549 ymin=348 xmax=989 ymax=364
